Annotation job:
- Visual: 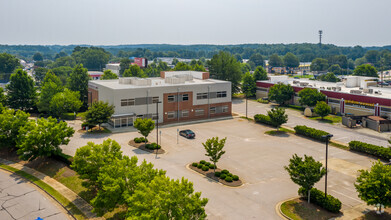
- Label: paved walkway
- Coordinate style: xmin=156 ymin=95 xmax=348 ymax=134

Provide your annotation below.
xmin=0 ymin=158 xmax=100 ymax=220
xmin=0 ymin=169 xmax=71 ymax=220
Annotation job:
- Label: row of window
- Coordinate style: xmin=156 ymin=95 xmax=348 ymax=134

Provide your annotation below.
xmin=121 ymin=97 xmax=160 ymax=107
xmin=166 ymin=106 xmax=229 ymax=119
xmin=197 ymin=91 xmax=227 ymax=100
xmin=168 ymin=94 xmax=189 ymax=103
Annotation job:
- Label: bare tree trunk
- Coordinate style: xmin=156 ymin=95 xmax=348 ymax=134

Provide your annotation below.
xmin=308 ymin=190 xmax=311 ymax=203
xmin=213 ymin=162 xmax=216 ymax=173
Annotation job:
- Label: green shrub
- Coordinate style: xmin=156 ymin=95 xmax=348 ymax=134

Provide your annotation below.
xmin=226 ymin=173 xmax=233 ymax=177
xmin=214 ymin=171 xmax=221 ymax=177
xmin=134 ymin=137 xmax=141 ymax=143
xmin=349 ymin=141 xmax=391 ymax=160
xmin=221 ymin=169 xmax=229 ymax=174
xmin=225 ymin=176 xmax=233 ymax=182
xmin=197 ymin=164 xmax=203 ymax=169
xmin=294 ymin=125 xmax=329 ymax=142
xmin=254 ymin=114 xmax=276 ymax=127
xmin=208 ymin=164 xmax=215 ymax=169
xmin=205 ymin=162 xmax=211 ymax=166
xmin=298 ymin=187 xmax=341 ymax=213
xmin=257 ymin=98 xmax=269 ymax=104
xmin=220 ymin=174 xmax=227 ymax=179
xmin=200 ymin=160 xmax=206 ymax=164
xmin=192 ymin=162 xmax=198 ymax=167
xmin=61 ymin=112 xmax=76 ymax=120
xmin=202 ymin=166 xmax=209 ymax=171
xmin=232 ymin=175 xmax=239 ymax=181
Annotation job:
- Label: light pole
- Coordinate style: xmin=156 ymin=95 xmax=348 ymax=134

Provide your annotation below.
xmin=322 ymin=134 xmax=333 ymax=197
xmin=156 ymin=101 xmax=161 ymax=157
xmin=243 ymin=84 xmax=249 ymax=118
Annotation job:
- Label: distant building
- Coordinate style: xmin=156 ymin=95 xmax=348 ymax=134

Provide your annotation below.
xmin=88 ymin=71 xmax=104 ymax=80
xmin=88 ymin=71 xmax=232 ymax=128
xmin=134 ymin=58 xmax=148 ymax=68
xmin=105 ymin=63 xmax=120 ymax=75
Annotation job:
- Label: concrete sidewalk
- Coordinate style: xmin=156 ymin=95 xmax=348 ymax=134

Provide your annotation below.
xmin=0 ymin=158 xmax=101 ymax=220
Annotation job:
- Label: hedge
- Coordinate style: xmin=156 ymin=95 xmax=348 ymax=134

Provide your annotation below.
xmin=299 ymin=187 xmax=341 ymax=213
xmin=254 ymin=114 xmax=276 ymax=127
xmin=349 ymin=141 xmax=391 ymax=160
xmin=134 ymin=137 xmax=148 ymax=143
xmin=294 ymin=125 xmax=330 ymax=142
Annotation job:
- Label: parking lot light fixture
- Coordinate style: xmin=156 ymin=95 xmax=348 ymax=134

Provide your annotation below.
xmin=321 ymin=134 xmax=333 ymax=197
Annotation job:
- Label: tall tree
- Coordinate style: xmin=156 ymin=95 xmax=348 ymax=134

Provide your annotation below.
xmin=355 ymin=160 xmax=391 ymax=213
xmin=253 ymin=66 xmax=268 ymax=81
xmin=209 ymin=51 xmax=242 ymax=94
xmin=0 ymin=53 xmax=20 ymax=74
xmin=50 ymin=89 xmax=82 ymax=118
xmin=174 ymin=62 xmax=192 ymax=71
xmin=126 ymin=175 xmax=208 ymax=219
xmin=268 ymin=83 xmax=294 ymax=106
xmin=119 ymin=58 xmax=131 ymax=75
xmin=133 ymin=118 xmax=155 ymax=145
xmin=310 ymin=58 xmax=329 ymax=72
xmin=328 ymin=64 xmax=343 ymax=75
xmin=85 ymin=101 xmax=115 ymax=130
xmin=17 ymin=117 xmax=74 ymax=161
xmin=33 ymin=67 xmax=48 ymax=85
xmin=314 ymin=101 xmax=331 ymax=119
xmin=298 ymin=88 xmax=326 ymax=107
xmin=242 ymin=72 xmax=256 ymax=97
xmin=71 ymin=46 xmax=111 ymax=71
xmin=32 ymin=52 xmax=44 ymax=61
xmin=203 ymin=137 xmax=227 ymax=173
xmin=6 ymin=69 xmax=37 ymax=111
xmin=267 ymin=107 xmax=288 ymax=130
xmin=68 ymin=64 xmax=89 ymax=106
xmin=123 ymin=65 xmax=146 ymax=77
xmin=249 ymin=53 xmax=264 ymax=69
xmin=268 ymin=54 xmax=284 ymax=67
xmin=283 ymin=52 xmax=300 ymax=72
xmin=0 ymin=109 xmax=29 ymax=148
xmin=353 ymin=64 xmax=378 ymax=77
xmin=37 ymin=71 xmax=63 ymax=113
xmin=100 ymin=70 xmax=118 ymax=80
xmin=284 ymin=154 xmax=326 ymax=203
xmin=319 ymin=72 xmax=339 ymax=82
xmin=0 ymin=87 xmax=6 ymax=106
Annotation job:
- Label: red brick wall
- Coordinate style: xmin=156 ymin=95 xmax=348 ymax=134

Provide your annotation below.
xmin=202 ymin=72 xmax=210 ymax=79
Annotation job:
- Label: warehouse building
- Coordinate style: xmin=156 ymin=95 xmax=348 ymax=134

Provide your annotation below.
xmin=88 ymin=71 xmax=232 ymax=127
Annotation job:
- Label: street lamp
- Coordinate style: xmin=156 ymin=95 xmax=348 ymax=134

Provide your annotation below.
xmin=155 ymin=101 xmax=162 ymax=157
xmin=243 ymin=84 xmax=249 ymax=118
xmin=321 ymin=134 xmax=333 ymax=197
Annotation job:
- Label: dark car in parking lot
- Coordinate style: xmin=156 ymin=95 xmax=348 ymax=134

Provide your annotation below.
xmin=179 ymin=129 xmax=195 ymax=139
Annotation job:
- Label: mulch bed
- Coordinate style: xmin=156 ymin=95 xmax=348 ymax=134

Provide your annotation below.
xmin=128 ymin=140 xmax=165 ymax=154
xmin=282 ymin=198 xmax=341 ymax=220
xmin=355 ymin=208 xmax=391 ymax=220
xmin=188 ymin=164 xmax=243 ymax=187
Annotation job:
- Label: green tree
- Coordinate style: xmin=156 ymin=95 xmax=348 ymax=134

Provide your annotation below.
xmin=319 ymin=72 xmax=339 ymax=82
xmin=85 ymin=101 xmax=115 ymax=130
xmin=133 ymin=118 xmax=155 ymax=145
xmin=6 ymin=69 xmax=37 ymax=111
xmin=268 ymin=54 xmax=284 ymax=67
xmin=209 ymin=51 xmax=242 ymax=94
xmin=33 ymin=67 xmax=48 ymax=84
xmin=100 ymin=70 xmax=118 ymax=80
xmin=48 ymin=56 xmax=76 ymax=68
xmin=355 ymin=160 xmax=391 ymax=213
xmin=268 ymin=83 xmax=294 ymax=105
xmin=328 ymin=64 xmax=343 ymax=75
xmin=71 ymin=46 xmax=111 ymax=71
xmin=37 ymin=71 xmax=63 ymax=113
xmin=17 ymin=117 xmax=74 ymax=161
xmin=253 ymin=66 xmax=268 ymax=81
xmin=298 ymin=88 xmax=326 ymax=107
xmin=284 ymin=52 xmax=300 ymax=73
xmin=267 ymin=107 xmax=288 ymax=130
xmin=68 ymin=64 xmax=89 ymax=106
xmin=314 ymin=101 xmax=331 ymax=119
xmin=119 ymin=58 xmax=131 ymax=75
xmin=0 ymin=87 xmax=6 ymax=106
xmin=353 ymin=64 xmax=378 ymax=77
xmin=241 ymin=63 xmax=251 ymax=74
xmin=249 ymin=53 xmax=264 ymax=68
xmin=0 ymin=53 xmax=21 ymax=74
xmin=123 ymin=65 xmax=146 ymax=77
xmin=0 ymin=109 xmax=29 ymax=148
xmin=126 ymin=175 xmax=208 ymax=219
xmin=202 ymin=137 xmax=227 ymax=173
xmin=365 ymin=50 xmax=380 ymax=64
xmin=172 ymin=58 xmax=179 ymax=66
xmin=50 ymin=89 xmax=82 ymax=118
xmin=193 ymin=63 xmax=206 ymax=71
xmin=242 ymin=72 xmax=256 ymax=97
xmin=174 ymin=62 xmax=192 ymax=71
xmin=32 ymin=52 xmax=43 ymax=61
xmin=284 ymin=154 xmax=326 ymax=203
xmin=51 ymin=66 xmax=73 ymax=85
xmin=310 ymin=58 xmax=329 ymax=72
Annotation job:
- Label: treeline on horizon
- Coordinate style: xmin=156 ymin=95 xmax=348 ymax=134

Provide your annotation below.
xmin=1 ymin=43 xmax=391 ymax=62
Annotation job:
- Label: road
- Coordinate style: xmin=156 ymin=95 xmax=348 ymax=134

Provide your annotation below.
xmin=0 ymin=169 xmax=71 ymax=220
xmin=232 ymin=98 xmax=390 ymax=147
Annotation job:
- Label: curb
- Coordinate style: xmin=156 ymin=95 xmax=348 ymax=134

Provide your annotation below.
xmin=275 ymin=197 xmax=300 ymax=220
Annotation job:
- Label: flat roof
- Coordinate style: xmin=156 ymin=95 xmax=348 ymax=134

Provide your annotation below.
xmin=89 ymin=77 xmax=229 ymax=90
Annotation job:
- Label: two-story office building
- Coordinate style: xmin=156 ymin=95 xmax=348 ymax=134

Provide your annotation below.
xmin=88 ymin=71 xmax=232 ymax=128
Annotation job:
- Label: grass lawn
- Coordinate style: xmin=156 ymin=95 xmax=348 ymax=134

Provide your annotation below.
xmin=290 ymin=75 xmax=313 ymax=79
xmin=280 ymin=198 xmax=341 ymax=220
xmin=308 ymin=115 xmax=342 ymax=124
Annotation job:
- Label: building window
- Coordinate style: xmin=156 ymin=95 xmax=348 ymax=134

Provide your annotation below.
xmin=195 ymin=109 xmax=204 ymax=116
xmin=197 ymin=93 xmax=208 ymax=100
xmin=210 ymin=107 xmax=216 ymax=114
xmin=152 ymin=114 xmax=158 ymax=120
xmin=182 ymin=94 xmax=189 ymax=101
xmin=167 ymin=111 xmax=176 ymax=119
xmin=168 ymin=95 xmax=175 ymax=103
xmin=222 ymin=106 xmax=228 ymax=113
xmin=152 ymin=96 xmax=159 ymax=103
xmin=121 ymin=99 xmax=135 ymax=106
xmin=181 ymin=110 xmax=189 ymax=117
xmin=217 ymin=91 xmax=227 ymax=98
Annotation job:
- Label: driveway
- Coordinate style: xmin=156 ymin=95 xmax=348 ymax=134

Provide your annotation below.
xmin=0 ymin=169 xmax=71 ymax=220
xmin=232 ymin=98 xmax=390 ymax=147
xmin=64 ymin=118 xmax=375 ymax=220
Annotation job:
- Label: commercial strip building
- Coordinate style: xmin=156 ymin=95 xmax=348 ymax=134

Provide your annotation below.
xmin=256 ymin=76 xmax=391 ymax=118
xmin=88 ymin=71 xmax=232 ymax=128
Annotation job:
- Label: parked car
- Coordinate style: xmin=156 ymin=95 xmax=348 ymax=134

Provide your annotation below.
xmin=377 ymin=81 xmax=389 ymax=86
xmin=179 ymin=129 xmax=195 ymax=139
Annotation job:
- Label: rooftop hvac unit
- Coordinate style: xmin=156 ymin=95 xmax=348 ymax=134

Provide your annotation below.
xmin=374 ymin=91 xmax=382 ymax=95
xmin=299 ymin=82 xmax=309 ymax=86
xmin=363 ymin=88 xmax=373 ymax=94
xmin=119 ymin=77 xmax=134 ymax=84
xmin=336 ymin=87 xmax=342 ymax=91
xmin=350 ymin=90 xmax=362 ymax=94
xmin=320 ymin=87 xmax=325 ymax=90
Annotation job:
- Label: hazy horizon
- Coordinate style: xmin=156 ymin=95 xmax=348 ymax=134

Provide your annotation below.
xmin=1 ymin=0 xmax=390 ymax=47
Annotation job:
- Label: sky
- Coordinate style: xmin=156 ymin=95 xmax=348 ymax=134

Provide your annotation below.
xmin=0 ymin=0 xmax=390 ymax=47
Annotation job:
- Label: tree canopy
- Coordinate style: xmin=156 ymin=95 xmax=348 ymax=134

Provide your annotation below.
xmin=68 ymin=64 xmax=89 ymax=106
xmin=123 ymin=65 xmax=146 ymax=77
xmin=50 ymin=89 xmax=82 ymax=117
xmin=283 ymin=52 xmax=300 ymax=68
xmin=100 ymin=70 xmax=118 ymax=80
xmin=71 ymin=46 xmax=111 ymax=70
xmin=298 ymin=88 xmax=326 ymax=107
xmin=249 ymin=53 xmax=264 ymax=69
xmin=267 ymin=107 xmax=288 ymax=130
xmin=133 ymin=118 xmax=155 ymax=142
xmin=319 ymin=72 xmax=340 ymax=82
xmin=268 ymin=54 xmax=284 ymax=67
xmin=0 ymin=109 xmax=30 ymax=148
xmin=6 ymin=69 xmax=37 ymax=111
xmin=37 ymin=71 xmax=63 ymax=113
xmin=314 ymin=101 xmax=331 ymax=119
xmin=353 ymin=64 xmax=378 ymax=77
xmin=0 ymin=53 xmax=20 ymax=74
xmin=203 ymin=137 xmax=226 ymax=173
xmin=310 ymin=58 xmax=329 ymax=72
xmin=85 ymin=101 xmax=115 ymax=129
xmin=33 ymin=52 xmax=44 ymax=61
xmin=242 ymin=72 xmax=256 ymax=97
xmin=268 ymin=83 xmax=294 ymax=105
xmin=253 ymin=66 xmax=268 ymax=81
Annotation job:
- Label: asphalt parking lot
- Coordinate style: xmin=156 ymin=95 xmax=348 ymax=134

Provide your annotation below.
xmin=64 ymin=118 xmax=375 ymax=220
